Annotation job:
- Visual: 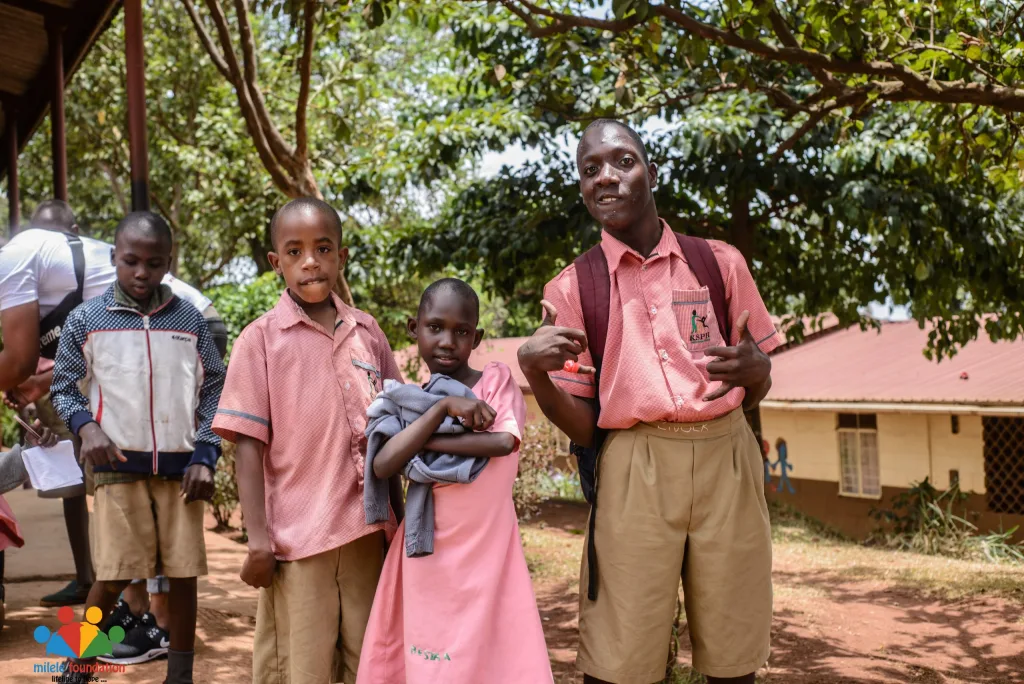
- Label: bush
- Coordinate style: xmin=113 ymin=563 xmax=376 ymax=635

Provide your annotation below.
xmin=207 ymin=272 xmax=283 ymax=360
xmin=210 ymin=441 xmax=240 ymax=532
xmin=514 ymin=421 xmax=563 ymax=520
xmin=869 ymin=478 xmax=1024 ymax=562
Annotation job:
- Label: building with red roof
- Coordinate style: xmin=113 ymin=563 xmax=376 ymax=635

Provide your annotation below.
xmin=760 ymin=320 xmax=1024 ymax=541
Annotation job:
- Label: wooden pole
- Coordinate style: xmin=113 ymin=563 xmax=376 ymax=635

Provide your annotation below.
xmin=5 ymin=102 xmax=19 ymax=233
xmin=123 ymin=0 xmax=150 ymax=212
xmin=47 ymin=20 xmax=68 ymax=202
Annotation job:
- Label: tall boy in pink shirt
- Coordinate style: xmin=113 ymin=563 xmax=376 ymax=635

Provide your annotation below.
xmin=519 ymin=120 xmax=782 ymax=684
xmin=213 ymin=198 xmax=403 ymax=684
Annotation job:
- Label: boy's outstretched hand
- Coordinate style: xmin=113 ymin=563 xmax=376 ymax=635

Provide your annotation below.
xmin=703 ymin=310 xmax=771 ymax=402
xmin=240 ymin=548 xmax=277 ymax=589
xmin=23 ymin=420 xmax=59 ymax=449
xmin=79 ymin=422 xmax=128 ymax=469
xmin=517 ymin=300 xmax=595 ymax=375
xmin=181 ymin=463 xmax=215 ymax=504
xmin=442 ymin=397 xmax=496 ymax=432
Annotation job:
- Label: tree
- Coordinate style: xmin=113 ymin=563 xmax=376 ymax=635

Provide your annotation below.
xmin=386 ymin=1 xmax=1024 ymax=357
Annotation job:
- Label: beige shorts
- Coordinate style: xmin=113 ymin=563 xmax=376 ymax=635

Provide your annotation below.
xmin=92 ymin=478 xmax=207 ymax=581
xmin=253 ymin=531 xmax=385 ymax=684
xmin=33 ymin=393 xmax=94 ymax=497
xmin=577 ymin=409 xmax=772 ymax=683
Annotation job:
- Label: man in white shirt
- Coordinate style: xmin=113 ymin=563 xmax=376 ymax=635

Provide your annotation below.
xmin=0 ymin=201 xmax=225 ymax=625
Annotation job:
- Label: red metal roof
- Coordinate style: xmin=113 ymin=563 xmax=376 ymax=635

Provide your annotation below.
xmin=767 ymin=321 xmax=1024 ymax=405
xmin=395 ymin=337 xmax=533 ymax=392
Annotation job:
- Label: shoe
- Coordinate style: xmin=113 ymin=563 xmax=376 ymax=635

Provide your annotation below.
xmin=40 ymin=580 xmax=91 ymax=607
xmin=100 ymin=598 xmax=139 ymax=634
xmin=97 ymin=612 xmax=169 ymax=665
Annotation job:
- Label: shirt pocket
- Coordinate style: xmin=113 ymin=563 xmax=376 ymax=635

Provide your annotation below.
xmin=351 ymin=357 xmax=382 ymax=400
xmin=672 ymin=287 xmax=723 ymax=353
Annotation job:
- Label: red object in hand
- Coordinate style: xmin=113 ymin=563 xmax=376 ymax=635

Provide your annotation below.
xmin=563 ymin=359 xmax=581 ymax=374
xmin=960 ymin=371 xmax=969 ymax=380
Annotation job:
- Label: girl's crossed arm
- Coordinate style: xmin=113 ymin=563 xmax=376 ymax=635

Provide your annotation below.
xmin=373 ymin=396 xmax=511 ymax=479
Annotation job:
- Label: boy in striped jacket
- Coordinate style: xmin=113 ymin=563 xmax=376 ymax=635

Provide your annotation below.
xmin=50 ymin=211 xmax=225 ymax=684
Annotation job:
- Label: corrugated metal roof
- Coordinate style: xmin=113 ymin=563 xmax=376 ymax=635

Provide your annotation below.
xmin=768 ymin=321 xmax=1024 ymax=405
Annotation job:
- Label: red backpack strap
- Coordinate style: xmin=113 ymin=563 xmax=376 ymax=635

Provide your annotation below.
xmin=574 ymin=244 xmax=611 ymax=366
xmin=676 ymin=233 xmax=731 ymax=344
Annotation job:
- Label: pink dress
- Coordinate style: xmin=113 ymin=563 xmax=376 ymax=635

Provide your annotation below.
xmin=0 ymin=494 xmax=24 ymax=551
xmin=358 ymin=362 xmax=553 ymax=683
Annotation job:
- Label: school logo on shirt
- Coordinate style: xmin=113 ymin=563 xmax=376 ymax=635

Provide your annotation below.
xmin=689 ymin=310 xmax=711 ymax=345
xmin=410 ymin=644 xmax=452 ymax=662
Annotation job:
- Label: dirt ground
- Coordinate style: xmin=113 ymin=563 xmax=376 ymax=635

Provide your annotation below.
xmin=2 ymin=492 xmax=1022 ymax=683
xmin=530 ymin=501 xmax=1024 ymax=684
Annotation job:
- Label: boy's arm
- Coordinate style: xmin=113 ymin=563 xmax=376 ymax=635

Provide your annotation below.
xmin=49 ymin=308 xmax=92 ymax=434
xmin=236 ymin=435 xmax=276 ymax=589
xmin=189 ymin=316 xmax=228 ymax=470
xmin=182 ymin=315 xmax=228 ymax=503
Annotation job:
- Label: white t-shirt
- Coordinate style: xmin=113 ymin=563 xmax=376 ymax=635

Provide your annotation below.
xmin=0 ymin=228 xmax=212 ymax=317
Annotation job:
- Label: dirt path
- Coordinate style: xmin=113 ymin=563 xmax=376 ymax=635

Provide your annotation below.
xmin=527 ymin=502 xmax=1024 ymax=684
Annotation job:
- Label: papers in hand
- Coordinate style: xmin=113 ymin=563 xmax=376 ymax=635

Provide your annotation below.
xmin=21 ymin=440 xmax=83 ymax=492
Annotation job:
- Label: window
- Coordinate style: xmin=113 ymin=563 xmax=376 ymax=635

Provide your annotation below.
xmin=982 ymin=416 xmax=1024 ymax=514
xmin=837 ymin=413 xmax=881 ymax=498
xmin=951 ymin=415 xmax=960 ymax=435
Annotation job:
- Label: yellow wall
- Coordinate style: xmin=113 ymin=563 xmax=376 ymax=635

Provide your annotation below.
xmin=761 ymin=408 xmax=987 ymax=494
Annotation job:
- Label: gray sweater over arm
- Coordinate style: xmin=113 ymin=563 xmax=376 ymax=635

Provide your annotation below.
xmin=364 ymin=374 xmax=488 ymax=557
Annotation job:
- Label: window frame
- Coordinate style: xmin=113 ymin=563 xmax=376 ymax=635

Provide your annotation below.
xmin=836 ymin=413 xmax=882 ymax=500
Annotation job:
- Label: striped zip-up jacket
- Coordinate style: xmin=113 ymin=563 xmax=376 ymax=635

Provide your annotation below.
xmin=51 ymin=285 xmax=226 ymax=476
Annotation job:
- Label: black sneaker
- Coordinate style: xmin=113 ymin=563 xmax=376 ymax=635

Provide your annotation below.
xmin=100 ymin=598 xmax=139 ymax=634
xmin=97 ymin=612 xmax=169 ymax=665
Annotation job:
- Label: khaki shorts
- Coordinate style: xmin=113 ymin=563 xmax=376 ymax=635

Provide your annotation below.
xmin=33 ymin=393 xmax=94 ymax=497
xmin=577 ymin=409 xmax=772 ymax=683
xmin=253 ymin=531 xmax=385 ymax=684
xmin=92 ymin=479 xmax=207 ymax=581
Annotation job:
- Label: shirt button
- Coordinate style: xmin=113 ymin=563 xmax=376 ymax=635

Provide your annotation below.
xmin=660 ymin=350 xmax=669 ymax=361
xmin=676 ymin=397 xmax=685 ymax=406
xmin=344 ymin=381 xmax=351 ymax=390
xmin=642 ymin=264 xmax=647 ymax=271
xmin=650 ymin=306 xmax=657 ymax=315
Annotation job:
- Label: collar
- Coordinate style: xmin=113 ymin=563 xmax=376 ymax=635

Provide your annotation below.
xmin=599 ymin=218 xmax=682 ymax=275
xmin=112 ymin=281 xmax=173 ymax=314
xmin=274 ymin=289 xmax=375 ymax=333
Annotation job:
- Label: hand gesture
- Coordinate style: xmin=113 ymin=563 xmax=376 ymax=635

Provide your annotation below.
xmin=79 ymin=422 xmax=128 ymax=469
xmin=24 ymin=420 xmax=59 ymax=449
xmin=240 ymin=548 xmax=277 ymax=589
xmin=442 ymin=397 xmax=496 ymax=431
xmin=703 ymin=311 xmax=771 ymax=402
xmin=181 ymin=463 xmax=215 ymax=504
xmin=517 ymin=301 xmax=595 ymax=375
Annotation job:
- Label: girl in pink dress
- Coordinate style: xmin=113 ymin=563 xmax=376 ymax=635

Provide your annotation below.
xmin=358 ymin=278 xmax=552 ymax=683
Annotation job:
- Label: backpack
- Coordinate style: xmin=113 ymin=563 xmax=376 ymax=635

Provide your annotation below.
xmin=571 ymin=232 xmax=731 ymax=601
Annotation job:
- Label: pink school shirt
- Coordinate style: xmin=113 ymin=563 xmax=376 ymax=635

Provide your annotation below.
xmin=212 ymin=291 xmax=402 ymax=561
xmin=544 ymin=219 xmax=783 ymax=429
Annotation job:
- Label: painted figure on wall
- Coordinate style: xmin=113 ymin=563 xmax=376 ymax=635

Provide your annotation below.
xmin=772 ymin=437 xmax=795 ymax=495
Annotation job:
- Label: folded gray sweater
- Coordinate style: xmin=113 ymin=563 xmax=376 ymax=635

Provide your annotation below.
xmin=364 ymin=374 xmax=488 ymax=557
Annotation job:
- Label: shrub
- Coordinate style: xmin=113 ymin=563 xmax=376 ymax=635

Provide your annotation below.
xmin=870 ymin=478 xmax=1024 ymax=562
xmin=514 ymin=421 xmax=562 ymax=520
xmin=207 ymin=272 xmax=283 ymax=360
xmin=210 ymin=441 xmax=240 ymax=531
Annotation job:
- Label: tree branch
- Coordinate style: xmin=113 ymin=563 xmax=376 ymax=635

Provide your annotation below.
xmin=488 ymin=1 xmax=1024 ymax=112
xmin=771 ymin=90 xmax=870 ymax=160
xmin=181 ymin=0 xmax=232 ymax=81
xmin=232 ymin=0 xmax=297 ymax=173
xmin=295 ymin=0 xmax=316 ymax=166
xmin=763 ymin=2 xmax=840 ymax=92
xmin=199 ymin=0 xmax=296 ymax=193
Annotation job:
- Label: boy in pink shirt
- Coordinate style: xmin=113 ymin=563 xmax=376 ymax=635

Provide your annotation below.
xmin=213 ymin=198 xmax=403 ymax=684
xmin=519 ymin=120 xmax=782 ymax=684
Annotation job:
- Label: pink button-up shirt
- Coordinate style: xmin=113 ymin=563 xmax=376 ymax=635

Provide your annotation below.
xmin=213 ymin=292 xmax=401 ymax=561
xmin=544 ymin=220 xmax=782 ymax=429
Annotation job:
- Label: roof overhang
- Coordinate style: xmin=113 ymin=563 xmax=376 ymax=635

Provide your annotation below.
xmin=761 ymin=400 xmax=1024 ymax=416
xmin=0 ymin=0 xmax=122 ymax=181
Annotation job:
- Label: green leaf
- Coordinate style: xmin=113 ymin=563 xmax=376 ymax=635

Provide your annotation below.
xmin=966 ymin=44 xmax=982 ymax=60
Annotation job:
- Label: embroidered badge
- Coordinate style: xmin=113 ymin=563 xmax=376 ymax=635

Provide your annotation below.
xmin=673 ymin=287 xmax=721 ymax=352
xmin=410 ymin=645 xmax=452 ymax=662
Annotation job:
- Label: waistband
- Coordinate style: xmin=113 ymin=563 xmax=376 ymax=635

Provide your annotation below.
xmin=626 ymin=408 xmax=746 ymax=441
